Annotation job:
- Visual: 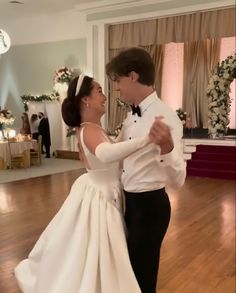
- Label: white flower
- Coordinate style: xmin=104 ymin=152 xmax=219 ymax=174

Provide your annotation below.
xmin=213 ymin=108 xmax=219 ymax=114
xmin=218 ymin=81 xmax=225 ymax=91
xmin=212 ymin=89 xmax=218 ymax=98
xmin=207 ymin=52 xmax=236 ymax=136
xmin=212 ymin=75 xmax=220 ymax=82
xmin=114 ymin=123 xmax=123 ymax=137
xmin=0 ymin=109 xmax=15 ymax=125
xmin=212 ymin=114 xmax=218 ymax=121
xmin=211 ymin=101 xmax=218 ymax=107
xmin=223 ymin=72 xmax=230 ymax=79
xmin=53 ymin=82 xmax=69 ymax=100
xmin=53 ymin=82 xmax=68 ymax=93
xmin=209 ymin=126 xmax=217 ymax=133
xmin=54 ymin=67 xmax=73 ymax=84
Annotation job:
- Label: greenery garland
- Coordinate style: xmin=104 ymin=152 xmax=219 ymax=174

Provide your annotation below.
xmin=21 ymin=67 xmax=75 ymax=111
xmin=206 ymin=52 xmax=236 ymax=137
xmin=21 ymin=93 xmax=59 ymax=111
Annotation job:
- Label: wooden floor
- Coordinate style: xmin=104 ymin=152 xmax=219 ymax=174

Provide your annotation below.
xmin=0 ymin=171 xmax=235 ymax=293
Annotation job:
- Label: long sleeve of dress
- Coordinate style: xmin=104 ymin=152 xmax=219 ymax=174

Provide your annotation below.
xmin=95 ymin=136 xmax=150 ymax=164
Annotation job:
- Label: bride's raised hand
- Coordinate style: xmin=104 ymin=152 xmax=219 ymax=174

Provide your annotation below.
xmin=149 ymin=116 xmax=174 ymax=154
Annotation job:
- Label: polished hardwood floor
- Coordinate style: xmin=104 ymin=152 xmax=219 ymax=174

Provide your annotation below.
xmin=0 ymin=171 xmax=235 ymax=293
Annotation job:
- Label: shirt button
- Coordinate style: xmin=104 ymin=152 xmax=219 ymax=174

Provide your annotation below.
xmin=160 ymin=159 xmax=164 ymax=163
xmin=129 ymin=137 xmax=131 ymax=140
xmin=122 ymin=169 xmax=125 ymax=173
xmin=134 ymin=120 xmax=136 ymax=123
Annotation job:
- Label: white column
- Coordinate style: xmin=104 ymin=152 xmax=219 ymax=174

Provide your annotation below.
xmin=95 ymin=23 xmax=107 ymax=128
xmin=54 ymin=82 xmax=70 ymax=150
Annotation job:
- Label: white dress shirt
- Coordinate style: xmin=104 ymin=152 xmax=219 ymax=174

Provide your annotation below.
xmin=120 ymin=91 xmax=186 ymax=192
xmin=30 ymin=120 xmax=39 ymax=134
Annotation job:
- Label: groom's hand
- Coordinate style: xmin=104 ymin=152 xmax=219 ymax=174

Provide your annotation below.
xmin=149 ymin=116 xmax=174 ymax=154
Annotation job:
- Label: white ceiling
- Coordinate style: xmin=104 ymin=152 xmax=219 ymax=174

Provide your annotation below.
xmin=0 ymin=0 xmax=103 ymax=23
xmin=0 ymin=0 xmax=144 ymax=22
xmin=0 ymin=0 xmax=234 ymax=25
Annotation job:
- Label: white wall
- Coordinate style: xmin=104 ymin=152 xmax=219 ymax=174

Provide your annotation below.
xmin=4 ymin=10 xmax=88 ymax=46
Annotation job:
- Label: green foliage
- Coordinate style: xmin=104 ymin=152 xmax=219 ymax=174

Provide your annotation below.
xmin=21 ymin=93 xmax=59 ymax=111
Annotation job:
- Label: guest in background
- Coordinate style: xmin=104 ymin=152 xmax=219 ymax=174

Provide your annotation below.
xmin=38 ymin=112 xmax=51 ymax=158
xmin=20 ymin=112 xmax=31 ymax=135
xmin=30 ymin=114 xmax=39 ymax=140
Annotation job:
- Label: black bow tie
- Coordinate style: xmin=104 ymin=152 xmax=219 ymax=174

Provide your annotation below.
xmin=131 ymin=104 xmax=141 ymax=117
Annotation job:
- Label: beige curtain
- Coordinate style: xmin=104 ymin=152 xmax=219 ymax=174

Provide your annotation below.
xmin=107 ymin=48 xmax=128 ymax=134
xmin=109 ymin=8 xmax=235 ymax=48
xmin=107 ymin=7 xmax=235 ymax=131
xmin=182 ymin=38 xmax=220 ymax=128
xmin=107 ymin=45 xmax=164 ymax=134
xmin=145 ymin=45 xmax=164 ymax=98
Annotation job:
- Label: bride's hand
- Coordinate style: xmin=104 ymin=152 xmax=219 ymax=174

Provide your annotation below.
xmin=149 ymin=116 xmax=174 ymax=154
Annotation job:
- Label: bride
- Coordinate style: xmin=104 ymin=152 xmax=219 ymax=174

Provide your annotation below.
xmin=14 ymin=73 xmax=154 ymax=293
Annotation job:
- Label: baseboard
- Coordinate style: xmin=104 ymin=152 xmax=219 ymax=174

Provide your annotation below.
xmin=55 ymin=150 xmax=80 ymax=160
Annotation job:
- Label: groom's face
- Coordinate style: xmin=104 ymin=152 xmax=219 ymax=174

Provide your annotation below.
xmin=115 ymin=73 xmax=137 ymax=104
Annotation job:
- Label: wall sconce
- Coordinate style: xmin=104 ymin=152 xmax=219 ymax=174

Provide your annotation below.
xmin=0 ymin=29 xmax=11 ymax=55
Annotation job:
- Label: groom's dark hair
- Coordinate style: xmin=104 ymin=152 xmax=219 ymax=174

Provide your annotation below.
xmin=106 ymin=47 xmax=155 ymax=86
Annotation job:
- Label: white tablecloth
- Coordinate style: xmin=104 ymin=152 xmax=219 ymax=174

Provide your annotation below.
xmin=0 ymin=140 xmax=38 ymax=169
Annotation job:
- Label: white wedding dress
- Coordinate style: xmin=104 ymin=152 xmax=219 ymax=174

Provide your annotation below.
xmin=15 ymin=126 xmax=149 ymax=293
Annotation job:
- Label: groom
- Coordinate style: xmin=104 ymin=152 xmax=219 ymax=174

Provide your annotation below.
xmin=106 ymin=47 xmax=186 ymax=293
xmin=38 ymin=112 xmax=51 ymax=158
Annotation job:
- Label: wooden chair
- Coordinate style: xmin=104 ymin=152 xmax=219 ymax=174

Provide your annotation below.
xmin=30 ymin=135 xmax=42 ymax=165
xmin=8 ymin=141 xmax=25 ymax=169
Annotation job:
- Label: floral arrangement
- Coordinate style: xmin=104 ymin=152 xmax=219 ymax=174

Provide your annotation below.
xmin=117 ymin=98 xmax=130 ymax=109
xmin=207 ymin=52 xmax=236 ymax=137
xmin=21 ymin=93 xmax=59 ymax=111
xmin=53 ymin=67 xmax=73 ymax=84
xmin=53 ymin=67 xmax=74 ymax=101
xmin=176 ymin=108 xmax=187 ymax=125
xmin=114 ymin=122 xmax=123 ymax=137
xmin=66 ymin=127 xmax=76 ymax=137
xmin=0 ymin=108 xmax=15 ymax=127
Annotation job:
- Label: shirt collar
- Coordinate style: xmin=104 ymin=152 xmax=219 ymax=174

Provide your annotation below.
xmin=139 ymin=91 xmax=158 ymax=114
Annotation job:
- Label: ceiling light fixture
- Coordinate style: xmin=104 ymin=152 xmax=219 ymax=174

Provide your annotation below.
xmin=0 ymin=29 xmax=11 ymax=55
xmin=9 ymin=1 xmax=24 ymax=4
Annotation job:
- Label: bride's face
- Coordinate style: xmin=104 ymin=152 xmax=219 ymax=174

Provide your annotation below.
xmin=88 ymin=81 xmax=107 ymax=115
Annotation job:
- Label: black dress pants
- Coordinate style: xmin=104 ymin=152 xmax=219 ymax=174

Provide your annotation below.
xmin=124 ymin=188 xmax=171 ymax=293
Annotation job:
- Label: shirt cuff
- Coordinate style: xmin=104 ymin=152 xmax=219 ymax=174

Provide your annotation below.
xmin=158 ymin=147 xmax=179 ymax=166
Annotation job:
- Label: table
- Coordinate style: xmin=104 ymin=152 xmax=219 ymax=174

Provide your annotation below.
xmin=0 ymin=140 xmax=38 ymax=170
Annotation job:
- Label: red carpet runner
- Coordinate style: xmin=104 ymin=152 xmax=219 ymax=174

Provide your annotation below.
xmin=187 ymin=145 xmax=236 ymax=180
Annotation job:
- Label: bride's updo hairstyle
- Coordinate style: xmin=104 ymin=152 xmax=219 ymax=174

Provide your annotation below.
xmin=62 ymin=74 xmax=93 ymax=127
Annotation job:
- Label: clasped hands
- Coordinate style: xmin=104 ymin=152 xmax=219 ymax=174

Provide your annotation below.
xmin=149 ymin=116 xmax=174 ymax=155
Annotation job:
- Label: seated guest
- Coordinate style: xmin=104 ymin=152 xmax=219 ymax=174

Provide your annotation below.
xmin=30 ymin=114 xmax=39 ymax=140
xmin=20 ymin=112 xmax=31 ymax=135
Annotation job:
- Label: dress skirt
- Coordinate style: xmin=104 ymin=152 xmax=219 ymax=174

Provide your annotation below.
xmin=14 ymin=171 xmax=141 ymax=293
